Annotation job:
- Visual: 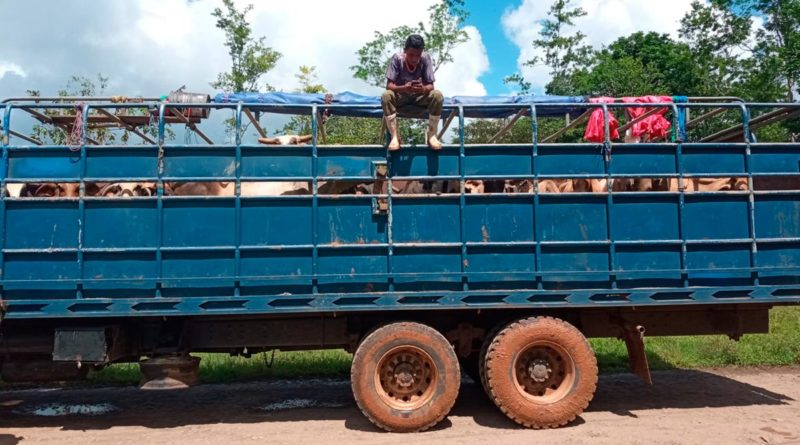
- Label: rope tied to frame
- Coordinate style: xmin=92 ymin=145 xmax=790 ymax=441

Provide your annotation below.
xmin=67 ymin=102 xmax=86 ymax=151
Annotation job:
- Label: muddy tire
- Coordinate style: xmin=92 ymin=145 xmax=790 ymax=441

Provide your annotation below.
xmin=351 ymin=321 xmax=460 ymax=432
xmin=484 ymin=316 xmax=598 ymax=428
xmin=477 ymin=322 xmax=505 ymax=397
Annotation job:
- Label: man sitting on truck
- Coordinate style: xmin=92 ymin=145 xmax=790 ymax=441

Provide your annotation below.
xmin=381 ymin=34 xmax=444 ymax=151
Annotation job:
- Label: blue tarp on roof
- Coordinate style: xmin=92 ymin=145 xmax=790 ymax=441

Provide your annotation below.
xmin=213 ymin=91 xmax=588 ymax=118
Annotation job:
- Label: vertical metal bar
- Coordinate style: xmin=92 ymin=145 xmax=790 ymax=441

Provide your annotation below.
xmin=602 ymin=103 xmax=616 ymax=288
xmin=530 ymin=105 xmax=541 ymax=289
xmin=458 ymin=106 xmax=467 ymax=291
xmin=311 ymin=106 xmax=319 ymax=295
xmin=386 ymin=132 xmax=395 ymax=293
xmin=76 ymin=103 xmax=89 ymax=300
xmin=740 ymin=103 xmax=758 ymax=286
xmin=234 ymin=103 xmax=243 ymax=297
xmin=156 ymin=103 xmax=166 ymax=299
xmin=675 ymin=104 xmax=688 ymax=287
xmin=0 ymin=105 xmax=11 ymax=285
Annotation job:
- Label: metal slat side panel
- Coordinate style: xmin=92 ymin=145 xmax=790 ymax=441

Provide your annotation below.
xmin=1 ymin=101 xmax=800 ymax=318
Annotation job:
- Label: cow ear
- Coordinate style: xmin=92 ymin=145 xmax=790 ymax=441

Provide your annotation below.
xmin=258 ymin=137 xmax=280 ymax=145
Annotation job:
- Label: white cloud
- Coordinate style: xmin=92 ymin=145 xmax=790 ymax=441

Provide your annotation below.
xmin=0 ymin=0 xmax=487 ymax=101
xmin=502 ymin=0 xmax=696 ymax=93
xmin=0 ymin=62 xmax=27 ymax=79
xmin=435 ymin=26 xmax=490 ymax=96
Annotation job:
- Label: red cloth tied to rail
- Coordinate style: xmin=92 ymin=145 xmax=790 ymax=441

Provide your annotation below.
xmin=583 ymin=97 xmax=619 ymax=143
xmin=622 ymin=95 xmax=672 ymax=140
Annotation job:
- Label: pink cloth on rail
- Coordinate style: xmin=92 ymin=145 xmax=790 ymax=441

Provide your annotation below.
xmin=583 ymin=97 xmax=619 ymax=143
xmin=622 ymin=95 xmax=672 ymax=140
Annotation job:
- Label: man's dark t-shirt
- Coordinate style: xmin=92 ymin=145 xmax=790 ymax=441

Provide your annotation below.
xmin=385 ymin=52 xmax=435 ymax=86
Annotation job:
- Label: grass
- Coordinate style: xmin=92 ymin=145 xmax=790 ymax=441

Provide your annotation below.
xmin=88 ymin=306 xmax=800 ymax=386
xmin=89 ymin=349 xmax=353 ymax=385
xmin=593 ymin=306 xmax=800 ymax=371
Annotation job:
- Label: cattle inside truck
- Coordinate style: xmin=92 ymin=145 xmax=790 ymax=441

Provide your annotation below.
xmin=0 ymin=93 xmax=799 ymax=432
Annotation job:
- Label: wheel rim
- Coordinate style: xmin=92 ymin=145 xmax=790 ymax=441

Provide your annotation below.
xmin=374 ymin=345 xmax=437 ymax=410
xmin=512 ymin=341 xmax=575 ymax=403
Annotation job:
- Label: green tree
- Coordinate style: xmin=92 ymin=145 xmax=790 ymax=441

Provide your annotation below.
xmin=566 ymin=32 xmax=703 ymax=97
xmin=511 ymin=0 xmax=594 ymax=95
xmin=280 ymin=66 xmax=384 ymax=144
xmin=350 ymin=0 xmax=470 ymax=88
xmin=679 ymin=0 xmax=753 ymax=96
xmin=26 ymin=74 xmax=168 ymax=145
xmin=211 ymin=0 xmax=281 ymax=92
xmin=742 ymin=0 xmax=800 ymax=101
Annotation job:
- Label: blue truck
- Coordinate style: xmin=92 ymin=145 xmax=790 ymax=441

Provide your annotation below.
xmin=0 ymin=92 xmax=798 ymax=432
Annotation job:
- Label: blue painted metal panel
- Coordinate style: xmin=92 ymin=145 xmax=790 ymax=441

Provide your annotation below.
xmin=683 ymin=196 xmax=750 ymax=240
xmin=6 ymin=201 xmax=78 ymax=249
xmin=537 ymin=196 xmax=607 ymax=242
xmin=686 ymin=244 xmax=751 ymax=277
xmin=163 ymin=148 xmax=236 ymax=178
xmin=317 ymin=199 xmax=386 ymax=244
xmin=463 ymin=197 xmax=534 ymax=243
xmin=681 ymin=144 xmax=745 ymax=174
xmin=390 ymin=150 xmax=459 ymax=177
xmin=615 ymin=245 xmax=681 ymax=277
xmin=610 ymin=196 xmax=679 ymax=241
xmin=4 ymin=252 xmax=79 ymax=288
xmin=466 ymin=246 xmax=535 ymax=280
xmin=240 ymin=199 xmax=312 ymax=246
xmin=317 ymin=247 xmax=387 ymax=281
xmin=1 ymin=100 xmax=799 ymax=319
xmin=162 ymin=250 xmax=235 ymax=287
xmin=239 ymin=249 xmax=312 ymax=283
xmin=162 ymin=199 xmax=235 ymax=247
xmin=392 ymin=247 xmax=462 ymax=282
xmin=464 ymin=147 xmax=532 ymax=176
xmin=754 ymin=195 xmax=800 ymax=238
xmin=318 ymin=148 xmax=385 ymax=177
xmin=241 ymin=146 xmax=311 ymax=178
xmin=83 ymin=252 xmax=157 ymax=289
xmin=84 ymin=201 xmax=158 ymax=248
xmin=392 ymin=198 xmax=461 ymax=243
xmin=537 ymin=146 xmax=604 ymax=175
xmin=750 ymin=145 xmax=800 ymax=173
xmin=8 ymin=150 xmax=81 ymax=179
xmin=608 ymin=145 xmax=676 ymax=175
xmin=86 ymin=147 xmax=158 ymax=179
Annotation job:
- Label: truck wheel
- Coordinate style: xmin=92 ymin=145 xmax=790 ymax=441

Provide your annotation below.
xmin=484 ymin=316 xmax=598 ymax=428
xmin=351 ymin=321 xmax=460 ymax=432
xmin=477 ymin=322 xmax=505 ymax=397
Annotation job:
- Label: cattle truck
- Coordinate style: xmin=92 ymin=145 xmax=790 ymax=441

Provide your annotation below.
xmin=1 ymin=93 xmax=799 ymax=432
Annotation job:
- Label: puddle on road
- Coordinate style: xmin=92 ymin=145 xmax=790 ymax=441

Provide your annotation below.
xmin=260 ymin=398 xmax=347 ymax=411
xmin=15 ymin=403 xmax=118 ymax=417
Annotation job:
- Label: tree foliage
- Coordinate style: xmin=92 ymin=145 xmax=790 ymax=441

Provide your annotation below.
xmin=26 ymin=74 xmax=169 ymax=145
xmin=350 ymin=0 xmax=470 ymax=88
xmin=211 ymin=0 xmax=281 ymax=92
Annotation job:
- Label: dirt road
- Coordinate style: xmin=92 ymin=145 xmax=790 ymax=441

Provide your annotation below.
xmin=1 ymin=367 xmax=798 ymax=445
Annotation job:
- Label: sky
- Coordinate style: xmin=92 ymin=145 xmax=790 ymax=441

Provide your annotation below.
xmin=0 ymin=0 xmax=703 ymax=101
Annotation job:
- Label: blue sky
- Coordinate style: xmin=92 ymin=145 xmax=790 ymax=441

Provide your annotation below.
xmin=463 ymin=0 xmax=521 ymax=95
xmin=0 ymin=0 xmax=703 ymax=101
